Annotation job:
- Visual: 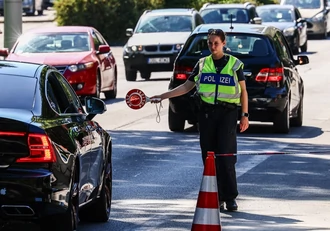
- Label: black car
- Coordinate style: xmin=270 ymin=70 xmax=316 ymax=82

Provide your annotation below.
xmin=199 ymin=2 xmax=262 ymax=24
xmin=0 ymin=61 xmax=112 ymax=231
xmin=123 ymin=8 xmax=204 ymax=81
xmin=168 ymin=23 xmax=309 ymax=133
xmin=257 ymin=4 xmax=308 ymax=54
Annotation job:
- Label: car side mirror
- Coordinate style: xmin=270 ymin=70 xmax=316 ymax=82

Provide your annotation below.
xmin=0 ymin=48 xmax=9 ymax=58
xmin=126 ymin=28 xmax=133 ymax=37
xmin=98 ymin=45 xmax=110 ymax=54
xmin=85 ymin=96 xmax=107 ymax=120
xmin=253 ymin=17 xmax=262 ymax=24
xmin=295 ymin=55 xmax=309 ymax=65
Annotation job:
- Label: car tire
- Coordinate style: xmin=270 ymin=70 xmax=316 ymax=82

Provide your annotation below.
xmin=126 ymin=69 xmax=137 ymax=81
xmin=300 ymin=39 xmax=307 ymax=53
xmin=79 ymin=164 xmax=112 ymax=222
xmin=93 ymin=73 xmax=101 ymax=98
xmin=290 ymin=98 xmax=303 ymax=127
xmin=140 ymin=71 xmax=151 ymax=80
xmin=168 ymin=106 xmax=185 ymax=132
xmin=273 ymin=102 xmax=290 ymax=134
xmin=104 ymin=74 xmax=117 ymax=99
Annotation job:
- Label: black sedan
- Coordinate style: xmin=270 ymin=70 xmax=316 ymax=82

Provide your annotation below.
xmin=256 ymin=4 xmax=308 ymax=54
xmin=0 ymin=61 xmax=112 ymax=231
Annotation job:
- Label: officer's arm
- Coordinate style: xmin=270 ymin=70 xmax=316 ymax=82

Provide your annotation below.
xmin=159 ymin=80 xmax=195 ymax=100
xmin=239 ymin=80 xmax=248 ymax=114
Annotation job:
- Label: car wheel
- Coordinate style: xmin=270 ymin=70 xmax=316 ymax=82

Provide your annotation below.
xmin=273 ymin=102 xmax=290 ymax=134
xmin=93 ymin=73 xmax=101 ymax=98
xmin=168 ymin=106 xmax=185 ymax=132
xmin=140 ymin=71 xmax=151 ymax=80
xmin=79 ymin=164 xmax=112 ymax=222
xmin=290 ymin=97 xmax=303 ymax=127
xmin=300 ymin=39 xmax=307 ymax=53
xmin=126 ymin=69 xmax=137 ymax=81
xmin=104 ymin=73 xmax=117 ymax=99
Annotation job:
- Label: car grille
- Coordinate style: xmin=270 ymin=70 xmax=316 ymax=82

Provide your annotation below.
xmin=145 ymin=45 xmax=174 ymax=52
xmin=53 ymin=66 xmax=67 ymax=74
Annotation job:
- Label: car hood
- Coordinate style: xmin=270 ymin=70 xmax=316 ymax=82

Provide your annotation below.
xmin=127 ymin=32 xmax=191 ymax=46
xmin=6 ymin=52 xmax=92 ymax=65
xmin=262 ymin=22 xmax=295 ymax=31
xmin=298 ymin=9 xmax=323 ymax=18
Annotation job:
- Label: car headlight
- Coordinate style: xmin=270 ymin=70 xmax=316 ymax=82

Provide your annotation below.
xmin=175 ymin=44 xmax=183 ymax=50
xmin=312 ymin=12 xmax=323 ymax=21
xmin=125 ymin=45 xmax=143 ymax=53
xmin=68 ymin=62 xmax=94 ymax=72
xmin=283 ymin=27 xmax=295 ymax=36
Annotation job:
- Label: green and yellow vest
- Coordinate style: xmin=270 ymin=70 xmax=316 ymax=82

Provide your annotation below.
xmin=194 ymin=54 xmax=243 ymax=105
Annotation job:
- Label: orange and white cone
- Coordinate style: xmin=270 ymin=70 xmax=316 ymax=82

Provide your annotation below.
xmin=191 ymin=151 xmax=222 ymax=231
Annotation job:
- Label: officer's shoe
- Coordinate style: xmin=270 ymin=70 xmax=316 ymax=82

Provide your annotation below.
xmin=219 ymin=202 xmax=225 ymax=211
xmin=226 ymin=200 xmax=238 ymax=212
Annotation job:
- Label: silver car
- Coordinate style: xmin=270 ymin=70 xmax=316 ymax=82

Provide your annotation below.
xmin=280 ymin=0 xmax=330 ymax=39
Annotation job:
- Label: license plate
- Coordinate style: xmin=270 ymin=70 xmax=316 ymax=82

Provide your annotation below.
xmin=148 ymin=57 xmax=170 ymax=64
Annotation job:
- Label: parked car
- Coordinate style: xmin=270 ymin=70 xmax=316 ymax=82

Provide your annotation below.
xmin=168 ymin=23 xmax=309 ymax=133
xmin=280 ymin=0 xmax=330 ymax=38
xmin=199 ymin=2 xmax=262 ymax=24
xmin=0 ymin=60 xmax=112 ymax=231
xmin=257 ymin=4 xmax=308 ymax=54
xmin=123 ymin=8 xmax=204 ymax=81
xmin=0 ymin=0 xmax=46 ymax=16
xmin=0 ymin=26 xmax=117 ymax=99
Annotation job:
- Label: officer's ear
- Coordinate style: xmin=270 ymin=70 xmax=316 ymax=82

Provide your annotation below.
xmin=222 ymin=40 xmax=226 ymax=47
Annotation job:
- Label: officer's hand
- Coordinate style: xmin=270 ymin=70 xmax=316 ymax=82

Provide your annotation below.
xmin=149 ymin=95 xmax=162 ymax=104
xmin=240 ymin=116 xmax=249 ymax=132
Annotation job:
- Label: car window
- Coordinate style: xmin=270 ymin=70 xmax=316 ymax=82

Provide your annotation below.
xmin=257 ymin=8 xmax=294 ymax=22
xmin=281 ymin=0 xmax=322 ymax=9
xmin=200 ymin=8 xmax=249 ymax=23
xmin=0 ymin=74 xmax=36 ymax=110
xmin=91 ymin=31 xmax=102 ymax=50
xmin=184 ymin=33 xmax=270 ymax=57
xmin=135 ymin=15 xmax=193 ymax=33
xmin=13 ymin=32 xmax=90 ymax=53
xmin=273 ymin=32 xmax=291 ymax=59
xmin=46 ymin=72 xmax=84 ymax=114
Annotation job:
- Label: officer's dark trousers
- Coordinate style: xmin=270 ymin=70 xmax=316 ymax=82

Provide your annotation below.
xmin=198 ymin=103 xmax=238 ymax=202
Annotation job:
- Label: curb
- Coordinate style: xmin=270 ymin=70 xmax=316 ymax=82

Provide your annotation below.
xmin=0 ymin=19 xmax=55 ymax=23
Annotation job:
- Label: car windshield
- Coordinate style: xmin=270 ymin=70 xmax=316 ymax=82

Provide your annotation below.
xmin=281 ymin=0 xmax=321 ymax=9
xmin=13 ymin=32 xmax=91 ymax=54
xmin=0 ymin=74 xmax=36 ymax=110
xmin=135 ymin=15 xmax=192 ymax=33
xmin=200 ymin=8 xmax=249 ymax=23
xmin=184 ymin=33 xmax=270 ymax=57
xmin=257 ymin=8 xmax=294 ymax=22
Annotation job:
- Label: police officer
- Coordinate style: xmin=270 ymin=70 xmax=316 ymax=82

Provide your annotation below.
xmin=150 ymin=28 xmax=249 ymax=211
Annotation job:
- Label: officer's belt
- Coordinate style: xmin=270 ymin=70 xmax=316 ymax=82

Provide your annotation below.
xmin=201 ymin=101 xmax=237 ymax=110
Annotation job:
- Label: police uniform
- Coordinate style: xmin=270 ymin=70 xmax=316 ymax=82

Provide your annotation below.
xmin=188 ymin=53 xmax=245 ymax=205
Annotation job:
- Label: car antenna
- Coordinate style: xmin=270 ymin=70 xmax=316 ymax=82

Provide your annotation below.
xmin=230 ymin=14 xmax=234 ymax=31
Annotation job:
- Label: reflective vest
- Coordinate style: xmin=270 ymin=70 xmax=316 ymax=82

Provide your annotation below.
xmin=194 ymin=54 xmax=243 ymax=105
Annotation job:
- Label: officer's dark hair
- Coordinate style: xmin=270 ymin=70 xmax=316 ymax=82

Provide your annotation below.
xmin=208 ymin=29 xmax=226 ymax=41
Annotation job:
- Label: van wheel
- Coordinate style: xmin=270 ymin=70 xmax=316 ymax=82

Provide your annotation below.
xmin=126 ymin=69 xmax=137 ymax=81
xmin=168 ymin=106 xmax=185 ymax=132
xmin=273 ymin=102 xmax=290 ymax=134
xmin=290 ymin=98 xmax=303 ymax=127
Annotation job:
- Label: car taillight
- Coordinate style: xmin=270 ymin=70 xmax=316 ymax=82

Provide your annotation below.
xmin=16 ymin=134 xmax=56 ymax=163
xmin=255 ymin=67 xmax=284 ymax=82
xmin=174 ymin=66 xmax=193 ymax=80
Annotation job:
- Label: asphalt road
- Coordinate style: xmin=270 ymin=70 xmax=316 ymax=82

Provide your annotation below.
xmin=0 ymin=21 xmax=329 ymax=231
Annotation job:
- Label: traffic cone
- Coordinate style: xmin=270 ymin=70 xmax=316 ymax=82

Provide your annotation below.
xmin=191 ymin=151 xmax=222 ymax=231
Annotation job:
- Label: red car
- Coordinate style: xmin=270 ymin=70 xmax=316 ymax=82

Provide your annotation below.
xmin=0 ymin=26 xmax=117 ymax=99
